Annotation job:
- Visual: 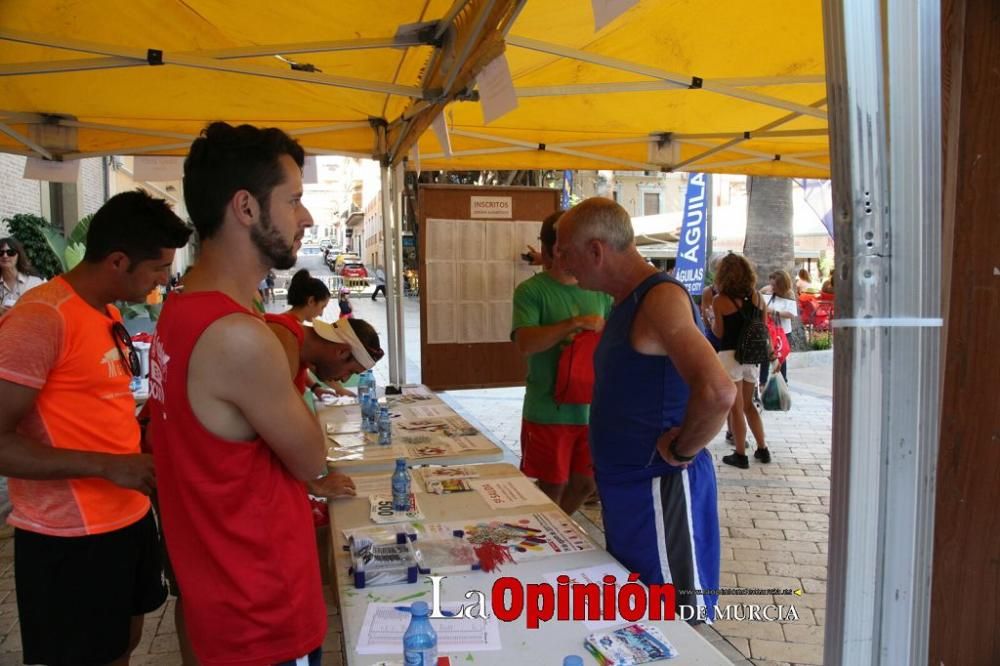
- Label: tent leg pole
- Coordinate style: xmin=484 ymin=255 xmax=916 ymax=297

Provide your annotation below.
xmin=822 ymin=0 xmax=942 ymax=663
xmin=380 ymin=163 xmax=407 ymax=386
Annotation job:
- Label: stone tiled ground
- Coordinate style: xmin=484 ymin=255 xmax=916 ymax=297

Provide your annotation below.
xmin=0 ymin=290 xmax=832 ymax=665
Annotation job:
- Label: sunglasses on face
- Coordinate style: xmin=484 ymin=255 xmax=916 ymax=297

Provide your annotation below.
xmin=111 ymin=322 xmax=141 ymax=378
xmin=0 ymin=249 xmax=17 ymax=257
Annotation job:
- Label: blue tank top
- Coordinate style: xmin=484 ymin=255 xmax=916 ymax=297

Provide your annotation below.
xmin=590 ymin=272 xmax=704 ymax=484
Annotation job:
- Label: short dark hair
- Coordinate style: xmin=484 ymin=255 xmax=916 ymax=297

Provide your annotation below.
xmin=183 ymin=122 xmax=305 ymax=239
xmin=346 ymin=317 xmax=380 ymax=356
xmin=83 ymin=190 xmax=191 ymax=264
xmin=539 ymin=210 xmax=564 ymax=256
xmin=287 ymin=269 xmax=330 ymax=306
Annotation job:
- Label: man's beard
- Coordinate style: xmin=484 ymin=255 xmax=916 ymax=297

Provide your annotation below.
xmin=250 ymin=207 xmax=296 ymax=269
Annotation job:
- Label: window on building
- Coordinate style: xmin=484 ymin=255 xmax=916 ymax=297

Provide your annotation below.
xmin=643 ymin=192 xmax=660 ymax=216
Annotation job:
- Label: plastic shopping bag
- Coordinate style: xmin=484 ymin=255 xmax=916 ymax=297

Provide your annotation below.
xmin=762 ymin=365 xmax=792 ymax=411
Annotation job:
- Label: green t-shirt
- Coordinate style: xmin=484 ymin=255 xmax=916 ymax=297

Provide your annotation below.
xmin=511 ymin=272 xmax=613 ymax=425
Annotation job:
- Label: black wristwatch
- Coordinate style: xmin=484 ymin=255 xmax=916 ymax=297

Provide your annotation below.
xmin=669 ymin=439 xmax=696 ymax=463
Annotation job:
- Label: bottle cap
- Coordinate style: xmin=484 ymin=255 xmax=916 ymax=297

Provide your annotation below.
xmin=562 ymin=657 xmax=584 ymax=666
xmin=396 ymin=457 xmax=406 ymax=465
xmin=411 ymin=601 xmax=429 ymax=616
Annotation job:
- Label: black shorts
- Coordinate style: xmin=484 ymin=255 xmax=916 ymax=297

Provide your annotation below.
xmin=14 ymin=509 xmax=168 ymax=666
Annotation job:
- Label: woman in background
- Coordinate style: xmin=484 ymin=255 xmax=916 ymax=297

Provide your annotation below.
xmin=269 ymin=270 xmax=354 ymax=404
xmin=711 ymin=254 xmax=770 ymax=469
xmin=759 ymin=270 xmax=797 ymax=388
xmin=0 ymin=237 xmax=44 ymax=318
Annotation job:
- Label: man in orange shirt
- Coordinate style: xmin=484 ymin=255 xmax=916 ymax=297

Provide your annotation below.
xmin=0 ymin=190 xmax=191 ymax=666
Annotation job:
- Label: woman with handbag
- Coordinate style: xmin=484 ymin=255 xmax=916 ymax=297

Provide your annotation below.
xmin=711 ymin=254 xmax=771 ymax=469
xmin=759 ymin=270 xmax=797 ymax=388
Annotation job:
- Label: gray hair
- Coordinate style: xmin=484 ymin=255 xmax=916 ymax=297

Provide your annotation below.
xmin=562 ymin=197 xmax=634 ymax=251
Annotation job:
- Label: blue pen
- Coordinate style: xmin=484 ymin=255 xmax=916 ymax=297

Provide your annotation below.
xmin=394 ymin=605 xmax=456 ymax=617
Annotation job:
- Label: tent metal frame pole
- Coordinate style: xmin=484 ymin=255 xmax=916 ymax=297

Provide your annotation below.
xmin=672 ymin=129 xmax=829 ymax=140
xmin=61 ymin=142 xmax=193 ymax=160
xmin=516 ymin=75 xmax=825 ymax=98
xmin=506 ymin=35 xmax=828 ymax=119
xmin=448 ymin=128 xmax=660 ymax=170
xmin=678 ymin=138 xmax=829 ymax=171
xmin=390 ymin=163 xmax=407 ymax=384
xmin=0 ymin=29 xmax=423 ymax=97
xmin=822 ymin=0 xmax=941 ymax=663
xmin=379 ymin=163 xmax=406 ymax=385
xmin=672 ymin=97 xmax=828 ymax=170
xmin=0 ymin=122 xmax=53 ymax=159
xmin=0 ymin=35 xmax=426 ymax=77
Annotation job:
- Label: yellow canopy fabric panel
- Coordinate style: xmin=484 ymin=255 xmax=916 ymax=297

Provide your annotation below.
xmin=0 ymin=0 xmax=829 ymax=177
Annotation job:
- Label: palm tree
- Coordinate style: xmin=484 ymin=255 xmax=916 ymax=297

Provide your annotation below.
xmin=743 ymin=176 xmax=808 ymax=349
xmin=743 ymin=176 xmax=794 ymax=286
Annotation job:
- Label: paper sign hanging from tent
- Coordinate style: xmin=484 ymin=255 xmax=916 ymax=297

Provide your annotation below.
xmin=133 ymin=156 xmax=183 ymax=182
xmin=23 ymin=157 xmax=80 ymax=183
xmin=431 ymin=112 xmax=452 ymax=157
xmin=476 ymin=54 xmax=517 ymax=124
xmin=591 ymin=0 xmax=640 ymax=31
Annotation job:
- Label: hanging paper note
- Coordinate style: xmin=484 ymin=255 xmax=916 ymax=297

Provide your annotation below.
xmin=477 ymin=54 xmax=518 ymax=124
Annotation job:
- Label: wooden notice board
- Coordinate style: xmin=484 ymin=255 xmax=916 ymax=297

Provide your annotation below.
xmin=417 ymin=185 xmax=560 ymax=390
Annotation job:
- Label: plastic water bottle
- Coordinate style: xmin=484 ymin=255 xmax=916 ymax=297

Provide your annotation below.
xmin=129 ymin=375 xmax=142 ymax=393
xmin=392 ymin=458 xmax=410 ymax=512
xmin=360 ymin=393 xmax=373 ymax=431
xmin=402 ymin=601 xmax=437 ymax=665
xmin=563 ymin=657 xmax=584 ymax=666
xmin=378 ymin=406 xmax=392 ymax=446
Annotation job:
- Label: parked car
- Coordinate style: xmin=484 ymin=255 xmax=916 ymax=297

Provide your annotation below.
xmin=339 ymin=262 xmax=368 ymax=279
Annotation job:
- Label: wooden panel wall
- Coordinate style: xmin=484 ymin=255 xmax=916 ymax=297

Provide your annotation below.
xmin=930 ymin=1 xmax=1000 ymax=663
xmin=417 ymin=185 xmax=559 ymax=390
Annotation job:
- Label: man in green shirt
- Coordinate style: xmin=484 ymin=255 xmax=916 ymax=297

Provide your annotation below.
xmin=511 ymin=211 xmax=612 ymax=515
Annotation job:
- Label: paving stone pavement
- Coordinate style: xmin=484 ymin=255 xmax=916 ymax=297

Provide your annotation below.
xmin=0 ymin=289 xmax=832 ymax=665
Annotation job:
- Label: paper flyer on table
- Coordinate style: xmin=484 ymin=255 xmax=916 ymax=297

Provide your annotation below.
xmin=356 ymin=603 xmax=501 ymax=654
xmin=470 ymin=477 xmax=551 ymax=509
xmin=543 ymin=562 xmax=634 ymax=630
xmin=369 ymin=494 xmax=425 ymax=523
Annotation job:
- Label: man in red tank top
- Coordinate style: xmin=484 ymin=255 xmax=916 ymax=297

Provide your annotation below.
xmin=147 ymin=123 xmax=333 ymax=666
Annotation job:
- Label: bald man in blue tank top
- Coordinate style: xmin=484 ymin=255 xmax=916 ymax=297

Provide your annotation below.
xmin=556 ymin=198 xmax=735 ymax=622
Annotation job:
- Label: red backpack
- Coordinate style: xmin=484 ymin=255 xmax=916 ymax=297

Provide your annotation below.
xmin=554 ymin=330 xmax=601 ymax=404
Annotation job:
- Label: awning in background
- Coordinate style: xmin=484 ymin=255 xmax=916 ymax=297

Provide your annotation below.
xmin=0 ymin=1 xmax=827 ymax=177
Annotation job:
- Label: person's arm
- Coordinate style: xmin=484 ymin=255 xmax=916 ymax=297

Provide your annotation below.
xmin=635 ymin=286 xmax=735 ymax=465
xmin=0 ymin=380 xmax=156 ymax=493
xmin=711 ymin=296 xmax=727 ymax=339
xmin=513 ymin=315 xmax=605 ymax=356
xmin=266 ymin=321 xmax=301 ymax=380
xmin=197 ymin=316 xmax=326 ymax=481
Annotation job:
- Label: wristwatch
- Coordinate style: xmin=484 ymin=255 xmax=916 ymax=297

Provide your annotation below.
xmin=669 ymin=439 xmax=696 ymax=463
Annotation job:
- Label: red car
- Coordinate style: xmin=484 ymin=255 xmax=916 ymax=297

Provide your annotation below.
xmin=339 ymin=262 xmax=368 ymax=279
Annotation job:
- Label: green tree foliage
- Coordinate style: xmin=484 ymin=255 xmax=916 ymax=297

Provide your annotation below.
xmin=2 ymin=214 xmax=64 ymax=278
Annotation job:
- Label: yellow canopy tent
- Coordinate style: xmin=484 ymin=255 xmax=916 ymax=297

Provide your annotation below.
xmin=0 ymin=0 xmax=827 ymax=177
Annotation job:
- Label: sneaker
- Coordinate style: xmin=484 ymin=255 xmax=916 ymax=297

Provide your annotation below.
xmin=752 ymin=385 xmax=763 ymax=411
xmin=754 ymin=447 xmax=771 ymax=463
xmin=722 ymin=452 xmax=749 ymax=469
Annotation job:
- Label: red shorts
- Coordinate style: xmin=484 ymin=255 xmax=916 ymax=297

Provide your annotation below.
xmin=519 ymin=420 xmax=593 ymax=485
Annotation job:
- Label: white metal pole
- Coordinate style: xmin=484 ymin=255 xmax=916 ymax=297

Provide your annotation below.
xmin=822 ymin=0 xmax=942 ymax=664
xmin=390 ymin=163 xmax=407 ymax=384
xmin=379 ymin=164 xmax=400 ymax=384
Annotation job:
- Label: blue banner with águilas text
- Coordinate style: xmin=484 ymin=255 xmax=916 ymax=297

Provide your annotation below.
xmin=674 ymin=173 xmax=709 ymax=295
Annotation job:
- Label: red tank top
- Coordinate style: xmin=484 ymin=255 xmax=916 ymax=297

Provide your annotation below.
xmin=264 ymin=312 xmax=309 ymax=393
xmin=147 ymin=292 xmax=326 ymax=666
